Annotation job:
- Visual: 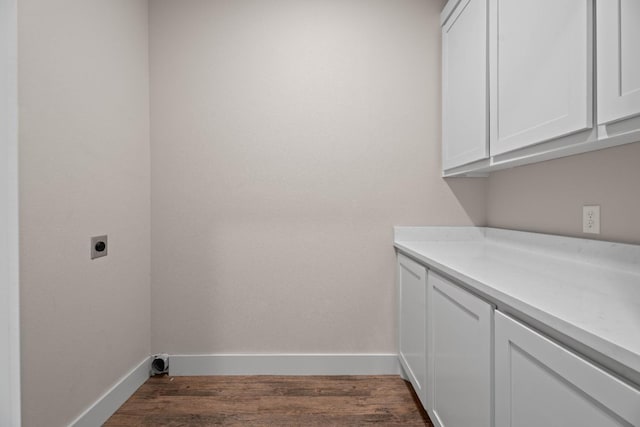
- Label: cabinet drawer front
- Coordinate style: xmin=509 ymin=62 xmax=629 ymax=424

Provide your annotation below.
xmin=597 ymin=0 xmax=640 ymax=124
xmin=428 ymin=272 xmax=493 ymax=427
xmin=397 ymin=254 xmax=428 ymax=408
xmin=442 ymin=0 xmax=489 ymax=170
xmin=490 ymin=0 xmax=593 ymax=155
xmin=495 ymin=311 xmax=640 ymax=427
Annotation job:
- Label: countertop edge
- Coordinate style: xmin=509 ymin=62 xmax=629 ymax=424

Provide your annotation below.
xmin=394 ymin=240 xmax=640 ymax=387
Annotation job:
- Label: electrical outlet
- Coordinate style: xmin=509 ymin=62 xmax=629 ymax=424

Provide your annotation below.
xmin=91 ymin=235 xmax=108 ymax=259
xmin=582 ymin=206 xmax=600 ymax=234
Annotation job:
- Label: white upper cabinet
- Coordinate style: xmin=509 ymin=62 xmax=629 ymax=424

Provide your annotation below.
xmin=489 ymin=0 xmax=594 ymax=156
xmin=441 ymin=0 xmax=640 ymax=176
xmin=597 ymin=0 xmax=640 ymax=125
xmin=442 ymin=0 xmax=489 ymax=170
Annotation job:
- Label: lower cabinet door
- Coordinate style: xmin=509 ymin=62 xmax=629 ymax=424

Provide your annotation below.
xmin=397 ymin=253 xmax=428 ymax=408
xmin=495 ymin=311 xmax=640 ymax=427
xmin=428 ymin=272 xmax=493 ymax=427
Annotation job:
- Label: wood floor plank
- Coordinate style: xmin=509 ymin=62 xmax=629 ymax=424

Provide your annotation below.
xmin=105 ymin=375 xmax=432 ymax=426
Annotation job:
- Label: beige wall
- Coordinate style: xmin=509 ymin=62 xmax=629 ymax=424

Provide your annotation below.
xmin=149 ymin=0 xmax=486 ymax=354
xmin=487 ymin=142 xmax=640 ymax=244
xmin=18 ymin=1 xmax=150 ymax=425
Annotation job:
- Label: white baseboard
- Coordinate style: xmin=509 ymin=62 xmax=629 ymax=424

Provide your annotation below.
xmin=69 ymin=356 xmax=150 ymax=427
xmin=169 ymin=353 xmax=401 ymax=376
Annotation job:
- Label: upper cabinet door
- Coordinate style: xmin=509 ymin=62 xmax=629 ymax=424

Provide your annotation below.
xmin=597 ymin=0 xmax=640 ymax=125
xmin=442 ymin=0 xmax=489 ymax=170
xmin=489 ymin=0 xmax=594 ymax=156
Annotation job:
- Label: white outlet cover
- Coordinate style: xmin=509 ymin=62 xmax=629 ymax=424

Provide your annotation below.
xmin=582 ymin=205 xmax=600 ymax=234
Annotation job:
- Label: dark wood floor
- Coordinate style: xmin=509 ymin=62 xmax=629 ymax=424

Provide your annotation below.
xmin=105 ymin=375 xmax=433 ymax=426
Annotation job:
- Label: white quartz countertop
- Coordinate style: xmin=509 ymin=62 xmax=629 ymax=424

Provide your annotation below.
xmin=394 ymin=227 xmax=640 ymax=381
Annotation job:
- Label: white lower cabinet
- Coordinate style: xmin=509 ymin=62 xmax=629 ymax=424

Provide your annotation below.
xmin=495 ymin=311 xmax=640 ymax=427
xmin=397 ymin=254 xmax=428 ymax=408
xmin=427 ymin=272 xmax=493 ymax=427
xmin=397 ymin=252 xmax=640 ymax=427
